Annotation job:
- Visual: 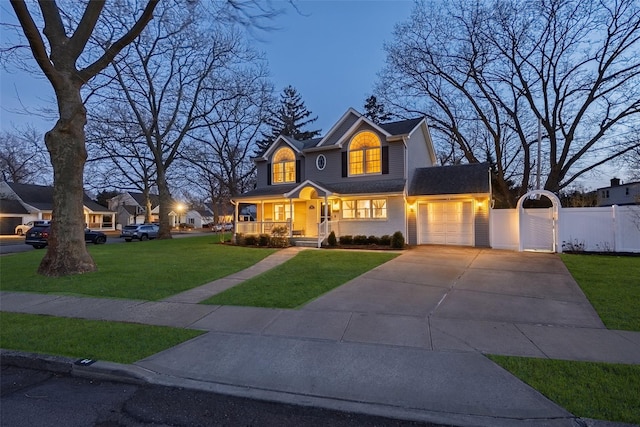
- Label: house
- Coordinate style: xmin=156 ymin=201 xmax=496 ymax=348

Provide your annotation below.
xmin=233 ymin=109 xmax=492 ymax=247
xmin=0 ymin=181 xmax=116 ymax=234
xmin=108 ymin=192 xmax=182 ymax=228
xmin=185 ymin=206 xmax=214 ymax=228
xmin=597 ymin=178 xmax=640 ymax=206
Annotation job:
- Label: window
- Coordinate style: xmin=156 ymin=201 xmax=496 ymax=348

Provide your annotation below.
xmin=274 ymin=203 xmax=292 ymax=221
xmin=272 ymin=147 xmax=296 ymax=184
xmin=316 ymin=154 xmax=326 ymax=170
xmin=348 ymin=131 xmax=381 ymax=175
xmin=342 ymin=199 xmax=387 ymax=219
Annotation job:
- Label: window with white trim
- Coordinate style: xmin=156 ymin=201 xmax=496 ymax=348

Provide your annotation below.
xmin=272 ymin=147 xmax=296 ymax=183
xmin=342 ymin=199 xmax=387 ymax=219
xmin=274 ymin=203 xmax=293 ymax=221
xmin=348 ymin=131 xmax=381 ymax=176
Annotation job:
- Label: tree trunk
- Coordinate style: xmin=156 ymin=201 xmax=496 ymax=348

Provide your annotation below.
xmin=156 ymin=168 xmax=173 ymax=239
xmin=38 ymin=85 xmax=96 ymax=276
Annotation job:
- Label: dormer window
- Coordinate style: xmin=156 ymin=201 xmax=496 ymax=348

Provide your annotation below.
xmin=349 ymin=131 xmax=381 ymax=176
xmin=272 ymin=147 xmax=296 ymax=184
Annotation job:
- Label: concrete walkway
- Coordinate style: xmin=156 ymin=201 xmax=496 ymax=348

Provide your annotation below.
xmin=2 ymin=246 xmax=639 ymax=426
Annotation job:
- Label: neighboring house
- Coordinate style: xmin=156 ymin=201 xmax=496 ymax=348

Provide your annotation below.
xmin=233 ymin=108 xmax=492 ymax=247
xmin=0 ymin=181 xmax=116 ymax=234
xmin=597 ymin=178 xmax=640 ymax=206
xmin=185 ymin=206 xmax=214 ymax=228
xmin=108 ymin=192 xmax=180 ymax=228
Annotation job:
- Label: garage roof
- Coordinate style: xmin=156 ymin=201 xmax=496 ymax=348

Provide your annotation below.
xmin=409 ymin=163 xmax=490 ymax=196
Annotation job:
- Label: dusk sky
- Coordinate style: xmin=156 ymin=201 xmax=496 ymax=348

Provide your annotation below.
xmin=0 ymin=1 xmax=620 ymax=189
xmin=0 ymin=1 xmax=414 ymax=134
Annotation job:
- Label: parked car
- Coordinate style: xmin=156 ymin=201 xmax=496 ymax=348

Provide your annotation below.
xmin=120 ymin=224 xmax=159 ymax=242
xmin=15 ymin=220 xmax=50 ymax=236
xmin=25 ymin=225 xmax=107 ymax=249
xmin=211 ymin=223 xmax=233 ymax=232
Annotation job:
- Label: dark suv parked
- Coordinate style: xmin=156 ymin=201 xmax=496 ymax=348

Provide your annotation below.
xmin=25 ymin=225 xmax=107 ymax=249
xmin=120 ymin=224 xmax=159 ymax=242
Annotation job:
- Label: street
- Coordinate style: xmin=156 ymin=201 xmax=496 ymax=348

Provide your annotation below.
xmin=0 ymin=365 xmax=444 ymax=427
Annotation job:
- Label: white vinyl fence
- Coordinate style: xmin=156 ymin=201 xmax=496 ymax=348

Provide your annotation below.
xmin=491 ymin=205 xmax=640 ymax=253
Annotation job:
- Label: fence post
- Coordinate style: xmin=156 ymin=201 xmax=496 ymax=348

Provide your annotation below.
xmin=612 ymin=205 xmax=617 ymax=252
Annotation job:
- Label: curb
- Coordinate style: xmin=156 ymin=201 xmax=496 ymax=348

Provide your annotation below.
xmin=0 ymin=349 xmax=151 ymax=385
xmin=2 ymin=349 xmax=637 ymax=427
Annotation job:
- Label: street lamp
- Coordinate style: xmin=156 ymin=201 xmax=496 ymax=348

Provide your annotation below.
xmin=176 ymin=203 xmax=185 ymax=230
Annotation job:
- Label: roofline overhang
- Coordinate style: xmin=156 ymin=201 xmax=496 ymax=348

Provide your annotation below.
xmin=284 ymin=180 xmax=334 ymax=198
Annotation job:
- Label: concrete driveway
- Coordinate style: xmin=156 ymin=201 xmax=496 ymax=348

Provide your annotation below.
xmin=304 ymin=246 xmax=603 ymax=327
xmin=301 ymin=246 xmax=617 ymax=359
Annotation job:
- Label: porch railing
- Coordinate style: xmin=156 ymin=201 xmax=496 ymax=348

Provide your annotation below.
xmin=317 ymin=220 xmax=338 ymax=247
xmin=236 ymin=220 xmax=291 ymax=236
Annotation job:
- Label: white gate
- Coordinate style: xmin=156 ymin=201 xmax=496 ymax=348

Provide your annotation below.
xmin=517 ymin=190 xmax=560 ymax=252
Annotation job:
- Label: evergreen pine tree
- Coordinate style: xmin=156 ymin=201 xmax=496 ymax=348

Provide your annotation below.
xmin=363 ymin=95 xmax=392 ymax=124
xmin=256 ymin=85 xmax=321 ymax=154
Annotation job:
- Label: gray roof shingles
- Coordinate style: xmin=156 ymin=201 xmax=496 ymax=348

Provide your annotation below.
xmin=379 ymin=117 xmax=424 ymax=136
xmin=409 ymin=163 xmax=491 ymax=196
xmin=0 ymin=199 xmax=29 ymax=214
xmin=7 ymin=182 xmax=112 ymax=212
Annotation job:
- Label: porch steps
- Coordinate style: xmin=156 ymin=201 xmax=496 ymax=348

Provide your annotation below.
xmin=290 ymin=237 xmax=319 ymax=248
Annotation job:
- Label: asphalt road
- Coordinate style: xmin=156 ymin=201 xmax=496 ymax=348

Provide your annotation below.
xmin=0 ymin=365 xmax=445 ymax=427
xmin=0 ymin=230 xmax=216 ymax=255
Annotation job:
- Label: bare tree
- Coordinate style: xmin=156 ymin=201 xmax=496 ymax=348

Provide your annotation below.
xmin=0 ymin=125 xmax=51 ymax=184
xmin=378 ymin=0 xmax=640 ymax=206
xmin=181 ymin=62 xmax=272 ymax=221
xmin=7 ymin=0 xmax=158 ymax=276
xmin=87 ymin=2 xmax=266 ymax=238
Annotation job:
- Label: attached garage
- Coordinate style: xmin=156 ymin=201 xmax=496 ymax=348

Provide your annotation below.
xmin=418 ymin=201 xmax=474 ymax=245
xmin=407 ymin=163 xmax=491 ymax=247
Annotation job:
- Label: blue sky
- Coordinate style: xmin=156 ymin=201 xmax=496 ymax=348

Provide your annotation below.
xmin=258 ymin=1 xmax=414 ymax=131
xmin=0 ymin=1 xmax=414 ymax=135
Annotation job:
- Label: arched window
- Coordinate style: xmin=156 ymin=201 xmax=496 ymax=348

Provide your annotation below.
xmin=272 ymin=147 xmax=296 ymax=183
xmin=349 ymin=131 xmax=381 ymax=175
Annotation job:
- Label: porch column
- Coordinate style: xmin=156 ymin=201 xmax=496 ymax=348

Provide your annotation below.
xmin=234 ymin=203 xmax=238 ymax=234
xmin=261 ymin=201 xmax=265 ymax=234
xmin=289 ymin=198 xmax=293 ymax=237
xmin=323 ymin=195 xmax=328 ymax=235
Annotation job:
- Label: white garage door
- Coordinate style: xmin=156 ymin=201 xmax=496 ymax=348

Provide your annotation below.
xmin=418 ymin=201 xmax=474 ymax=246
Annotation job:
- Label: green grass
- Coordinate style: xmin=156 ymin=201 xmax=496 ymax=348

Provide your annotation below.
xmin=0 ymin=312 xmax=204 ymax=364
xmin=489 ymin=355 xmax=640 ymax=425
xmin=0 ymin=236 xmax=275 ymax=300
xmin=560 ymin=254 xmax=640 ymax=331
xmin=204 ymin=250 xmax=398 ymax=308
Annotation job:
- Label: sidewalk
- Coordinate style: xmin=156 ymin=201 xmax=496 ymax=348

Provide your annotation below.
xmin=2 ymin=247 xmax=639 ymax=427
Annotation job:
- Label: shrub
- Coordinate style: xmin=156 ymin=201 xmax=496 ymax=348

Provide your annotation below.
xmin=367 ymin=235 xmax=379 ymax=245
xmin=339 ymin=235 xmax=353 ymax=245
xmin=390 ymin=231 xmax=405 ymax=249
xmin=379 ymin=235 xmax=391 ymax=246
xmin=270 ymin=225 xmax=289 ymax=248
xmin=243 ymin=235 xmax=258 ymax=246
xmin=327 ymin=231 xmax=337 ymax=246
xmin=258 ymin=234 xmax=270 ymax=247
xmin=235 ymin=233 xmax=245 ymax=245
xmin=562 ymin=238 xmax=585 ymax=252
xmin=353 ymin=235 xmax=368 ymax=245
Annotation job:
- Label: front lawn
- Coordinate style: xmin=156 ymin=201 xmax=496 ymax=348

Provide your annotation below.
xmin=560 ymin=254 xmax=640 ymax=331
xmin=0 ymin=236 xmax=275 ymax=300
xmin=203 ymin=250 xmax=397 ymax=308
xmin=490 ymin=355 xmax=640 ymax=425
xmin=0 ymin=312 xmax=204 ymax=364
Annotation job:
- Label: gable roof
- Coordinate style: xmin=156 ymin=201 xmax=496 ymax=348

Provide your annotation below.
xmin=379 ymin=117 xmax=424 ymax=136
xmin=5 ymin=182 xmax=54 ymax=210
xmin=5 ymin=182 xmax=112 ymax=212
xmin=0 ymin=199 xmax=29 ymax=214
xmin=128 ymin=192 xmax=161 ymax=209
xmin=256 ymin=109 xmax=427 ymax=158
xmin=408 ymin=163 xmax=491 ymax=196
